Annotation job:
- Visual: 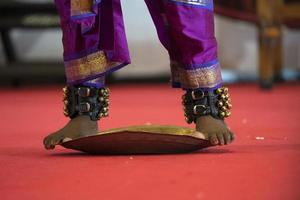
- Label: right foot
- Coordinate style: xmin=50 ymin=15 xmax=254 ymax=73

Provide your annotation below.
xmin=182 ymin=87 xmax=234 ymax=146
xmin=196 ymin=115 xmax=234 ymax=146
xmin=43 ymin=115 xmax=98 ymax=150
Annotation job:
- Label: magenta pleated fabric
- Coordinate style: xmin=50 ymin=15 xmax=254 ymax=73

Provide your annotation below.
xmin=55 ymin=0 xmax=222 ymax=90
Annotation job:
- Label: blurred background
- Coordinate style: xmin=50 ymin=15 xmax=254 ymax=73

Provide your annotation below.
xmin=0 ymin=0 xmax=299 ymax=88
xmin=1 ymin=2 xmax=300 ymax=199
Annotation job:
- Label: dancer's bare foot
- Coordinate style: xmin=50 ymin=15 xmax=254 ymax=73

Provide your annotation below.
xmin=43 ymin=115 xmax=98 ymax=150
xmin=196 ymin=115 xmax=234 ymax=146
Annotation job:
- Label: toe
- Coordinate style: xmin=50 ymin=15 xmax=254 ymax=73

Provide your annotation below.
xmin=43 ymin=135 xmax=64 ymax=150
xmin=224 ymin=132 xmax=232 ymax=145
xmin=49 ymin=140 xmax=57 ymax=150
xmin=209 ymin=134 xmax=219 ymax=146
xmin=217 ymin=134 xmax=225 ymax=146
xmin=51 ymin=135 xmax=64 ymax=146
xmin=43 ymin=136 xmax=55 ymax=150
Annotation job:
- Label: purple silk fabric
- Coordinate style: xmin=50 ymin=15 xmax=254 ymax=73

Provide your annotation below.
xmin=55 ymin=0 xmax=130 ymax=87
xmin=55 ymin=0 xmax=222 ymax=90
xmin=145 ymin=0 xmax=217 ymax=66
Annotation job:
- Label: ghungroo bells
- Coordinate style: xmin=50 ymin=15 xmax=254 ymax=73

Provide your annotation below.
xmin=63 ymin=86 xmax=110 ymax=121
xmin=182 ymin=87 xmax=232 ymax=124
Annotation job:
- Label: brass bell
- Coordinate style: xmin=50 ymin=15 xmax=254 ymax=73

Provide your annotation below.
xmin=63 ymin=110 xmax=69 ymax=117
xmin=221 ymin=106 xmax=227 ymax=111
xmin=63 ymin=104 xmax=68 ymax=111
xmin=217 ymin=101 xmax=223 ymax=107
xmin=185 ymin=117 xmax=189 ymax=122
xmin=63 ymin=104 xmax=69 ymax=116
xmin=225 ymin=111 xmax=231 ymax=117
xmin=103 ymin=88 xmax=109 ymax=95
xmin=63 ymin=100 xmax=68 ymax=105
xmin=224 ymin=100 xmax=229 ymax=106
xmin=103 ymin=112 xmax=109 ymax=117
xmin=99 ymin=97 xmax=105 ymax=102
xmin=185 ymin=117 xmax=193 ymax=124
xmin=221 ymin=94 xmax=226 ymax=99
xmin=100 ymin=88 xmax=105 ymax=95
xmin=62 ymin=86 xmax=68 ymax=94
xmin=183 ymin=109 xmax=189 ymax=116
xmin=103 ymin=107 xmax=109 ymax=112
xmin=227 ymin=103 xmax=232 ymax=109
xmin=219 ymin=112 xmax=226 ymax=118
xmin=63 ymin=93 xmax=67 ymax=100
xmin=223 ymin=87 xmax=229 ymax=93
xmin=104 ymin=99 xmax=110 ymax=106
xmin=216 ymin=88 xmax=223 ymax=95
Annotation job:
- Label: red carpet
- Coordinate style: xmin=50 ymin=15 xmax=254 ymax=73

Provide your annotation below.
xmin=0 ymin=83 xmax=300 ymax=200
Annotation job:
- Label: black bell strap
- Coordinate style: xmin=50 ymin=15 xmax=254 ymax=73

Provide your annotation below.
xmin=182 ymin=87 xmax=232 ymax=124
xmin=62 ymin=86 xmax=110 ymax=121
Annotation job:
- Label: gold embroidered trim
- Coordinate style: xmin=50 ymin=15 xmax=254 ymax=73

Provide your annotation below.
xmin=65 ymin=51 xmax=121 ymax=83
xmin=171 ymin=61 xmax=222 ymax=89
xmin=71 ymin=0 xmax=93 ymax=17
xmin=169 ymin=0 xmax=209 ymax=6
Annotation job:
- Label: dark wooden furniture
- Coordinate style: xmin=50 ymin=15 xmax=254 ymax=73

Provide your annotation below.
xmin=215 ymin=0 xmax=300 ymax=88
xmin=0 ymin=1 xmax=64 ymax=85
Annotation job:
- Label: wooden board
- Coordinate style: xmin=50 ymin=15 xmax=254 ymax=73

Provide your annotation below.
xmin=61 ymin=125 xmax=211 ymax=154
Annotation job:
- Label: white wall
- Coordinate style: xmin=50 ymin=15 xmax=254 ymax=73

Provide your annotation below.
xmin=215 ymin=16 xmax=300 ymax=75
xmin=0 ymin=0 xmax=299 ymax=78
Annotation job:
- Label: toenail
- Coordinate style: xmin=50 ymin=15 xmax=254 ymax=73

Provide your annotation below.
xmin=211 ymin=138 xmax=219 ymax=145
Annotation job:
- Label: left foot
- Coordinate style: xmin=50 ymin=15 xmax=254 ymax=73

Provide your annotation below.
xmin=43 ymin=115 xmax=98 ymax=150
xmin=43 ymin=86 xmax=109 ymax=150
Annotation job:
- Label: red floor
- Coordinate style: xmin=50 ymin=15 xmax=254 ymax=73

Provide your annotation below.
xmin=0 ymin=83 xmax=300 ymax=200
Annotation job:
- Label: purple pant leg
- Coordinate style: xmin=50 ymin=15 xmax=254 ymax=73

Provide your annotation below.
xmin=145 ymin=0 xmax=223 ymax=90
xmin=55 ymin=0 xmax=130 ymax=87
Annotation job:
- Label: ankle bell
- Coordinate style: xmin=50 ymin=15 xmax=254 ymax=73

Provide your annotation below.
xmin=182 ymin=87 xmax=232 ymax=124
xmin=62 ymin=86 xmax=110 ymax=121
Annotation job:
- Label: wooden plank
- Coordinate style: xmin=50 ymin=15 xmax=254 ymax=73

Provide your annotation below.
xmin=281 ymin=4 xmax=300 ymax=19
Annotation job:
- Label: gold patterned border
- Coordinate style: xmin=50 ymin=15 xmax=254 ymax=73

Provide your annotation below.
xmin=65 ymin=51 xmax=121 ymax=83
xmin=171 ymin=61 xmax=222 ymax=89
xmin=71 ymin=0 xmax=93 ymax=17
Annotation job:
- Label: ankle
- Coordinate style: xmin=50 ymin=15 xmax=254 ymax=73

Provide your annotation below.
xmin=70 ymin=115 xmax=98 ymax=133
